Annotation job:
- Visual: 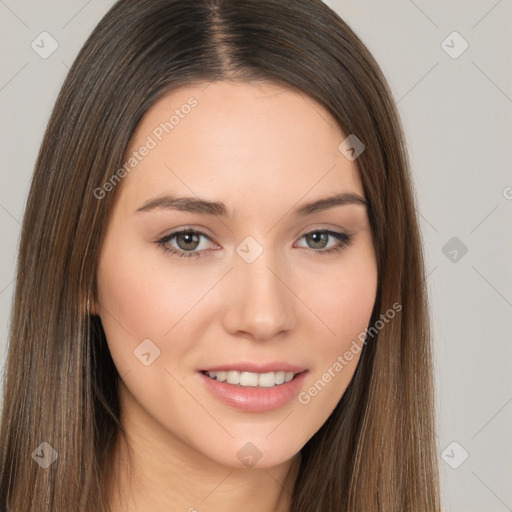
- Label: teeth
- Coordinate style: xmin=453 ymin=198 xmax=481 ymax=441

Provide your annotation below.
xmin=205 ymin=370 xmax=296 ymax=387
xmin=226 ymin=371 xmax=240 ymax=385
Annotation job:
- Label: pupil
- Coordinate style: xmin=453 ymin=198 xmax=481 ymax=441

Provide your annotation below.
xmin=309 ymin=232 xmax=327 ymax=248
xmin=179 ymin=232 xmax=199 ymax=250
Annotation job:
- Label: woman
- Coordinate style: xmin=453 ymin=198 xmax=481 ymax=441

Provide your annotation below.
xmin=0 ymin=0 xmax=441 ymax=510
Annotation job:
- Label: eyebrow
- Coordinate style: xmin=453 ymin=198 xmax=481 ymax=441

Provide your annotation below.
xmin=135 ymin=192 xmax=368 ymax=217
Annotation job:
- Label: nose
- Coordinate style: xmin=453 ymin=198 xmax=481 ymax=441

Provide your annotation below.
xmin=221 ymin=245 xmax=296 ymax=341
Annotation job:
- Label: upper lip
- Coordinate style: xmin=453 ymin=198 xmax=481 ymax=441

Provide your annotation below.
xmin=200 ymin=361 xmax=307 ymax=374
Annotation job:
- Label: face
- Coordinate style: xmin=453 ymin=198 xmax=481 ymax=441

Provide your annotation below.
xmin=94 ymin=80 xmax=378 ymax=470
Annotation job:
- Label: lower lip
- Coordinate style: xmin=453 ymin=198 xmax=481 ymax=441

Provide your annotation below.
xmin=197 ymin=371 xmax=308 ymax=413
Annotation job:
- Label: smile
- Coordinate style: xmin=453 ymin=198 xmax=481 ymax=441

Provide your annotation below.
xmin=197 ymin=369 xmax=309 ymax=413
xmin=201 ymin=370 xmax=298 ymax=388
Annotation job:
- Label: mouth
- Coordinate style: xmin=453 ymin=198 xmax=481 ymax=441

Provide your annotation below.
xmin=200 ymin=369 xmax=305 ymax=388
xmin=197 ymin=366 xmax=309 ymax=413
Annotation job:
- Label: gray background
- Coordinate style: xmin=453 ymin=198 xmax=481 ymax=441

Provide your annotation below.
xmin=1 ymin=0 xmax=511 ymax=510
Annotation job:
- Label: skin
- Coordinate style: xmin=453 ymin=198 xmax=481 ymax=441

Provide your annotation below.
xmin=93 ymin=80 xmax=378 ymax=512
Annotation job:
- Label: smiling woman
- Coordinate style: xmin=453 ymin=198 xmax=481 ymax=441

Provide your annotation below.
xmin=0 ymin=1 xmax=440 ymax=511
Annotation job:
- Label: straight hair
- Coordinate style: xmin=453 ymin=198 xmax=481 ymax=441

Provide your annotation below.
xmin=0 ymin=0 xmax=441 ymax=510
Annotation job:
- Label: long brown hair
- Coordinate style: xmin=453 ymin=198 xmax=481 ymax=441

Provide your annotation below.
xmin=0 ymin=0 xmax=440 ymax=510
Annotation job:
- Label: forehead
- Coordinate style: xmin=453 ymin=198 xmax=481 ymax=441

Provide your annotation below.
xmin=117 ymin=81 xmax=364 ymax=211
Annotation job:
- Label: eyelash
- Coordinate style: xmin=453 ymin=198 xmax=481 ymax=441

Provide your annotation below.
xmin=155 ymin=228 xmax=352 ymax=259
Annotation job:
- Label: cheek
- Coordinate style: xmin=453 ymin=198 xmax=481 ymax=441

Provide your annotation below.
xmin=97 ymin=220 xmax=205 ymax=331
xmin=314 ymin=246 xmax=378 ymax=351
xmin=95 ymin=236 xmax=191 ymax=373
xmin=297 ymin=246 xmax=377 ymax=416
xmin=97 ymin=257 xmax=159 ymax=337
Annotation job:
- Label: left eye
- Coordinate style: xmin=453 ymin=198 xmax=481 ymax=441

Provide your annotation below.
xmin=296 ymin=230 xmax=352 ymax=255
xmin=155 ymin=228 xmax=352 ymax=259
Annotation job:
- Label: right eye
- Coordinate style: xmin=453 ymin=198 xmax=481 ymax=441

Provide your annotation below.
xmin=156 ymin=229 xmax=216 ymax=258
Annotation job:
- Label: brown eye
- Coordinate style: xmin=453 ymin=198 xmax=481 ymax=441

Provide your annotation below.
xmin=156 ymin=228 xmax=352 ymax=259
xmin=156 ymin=229 xmax=214 ymax=258
xmin=296 ymin=230 xmax=352 ymax=256
xmin=304 ymin=231 xmax=329 ymax=249
xmin=175 ymin=231 xmax=201 ymax=251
